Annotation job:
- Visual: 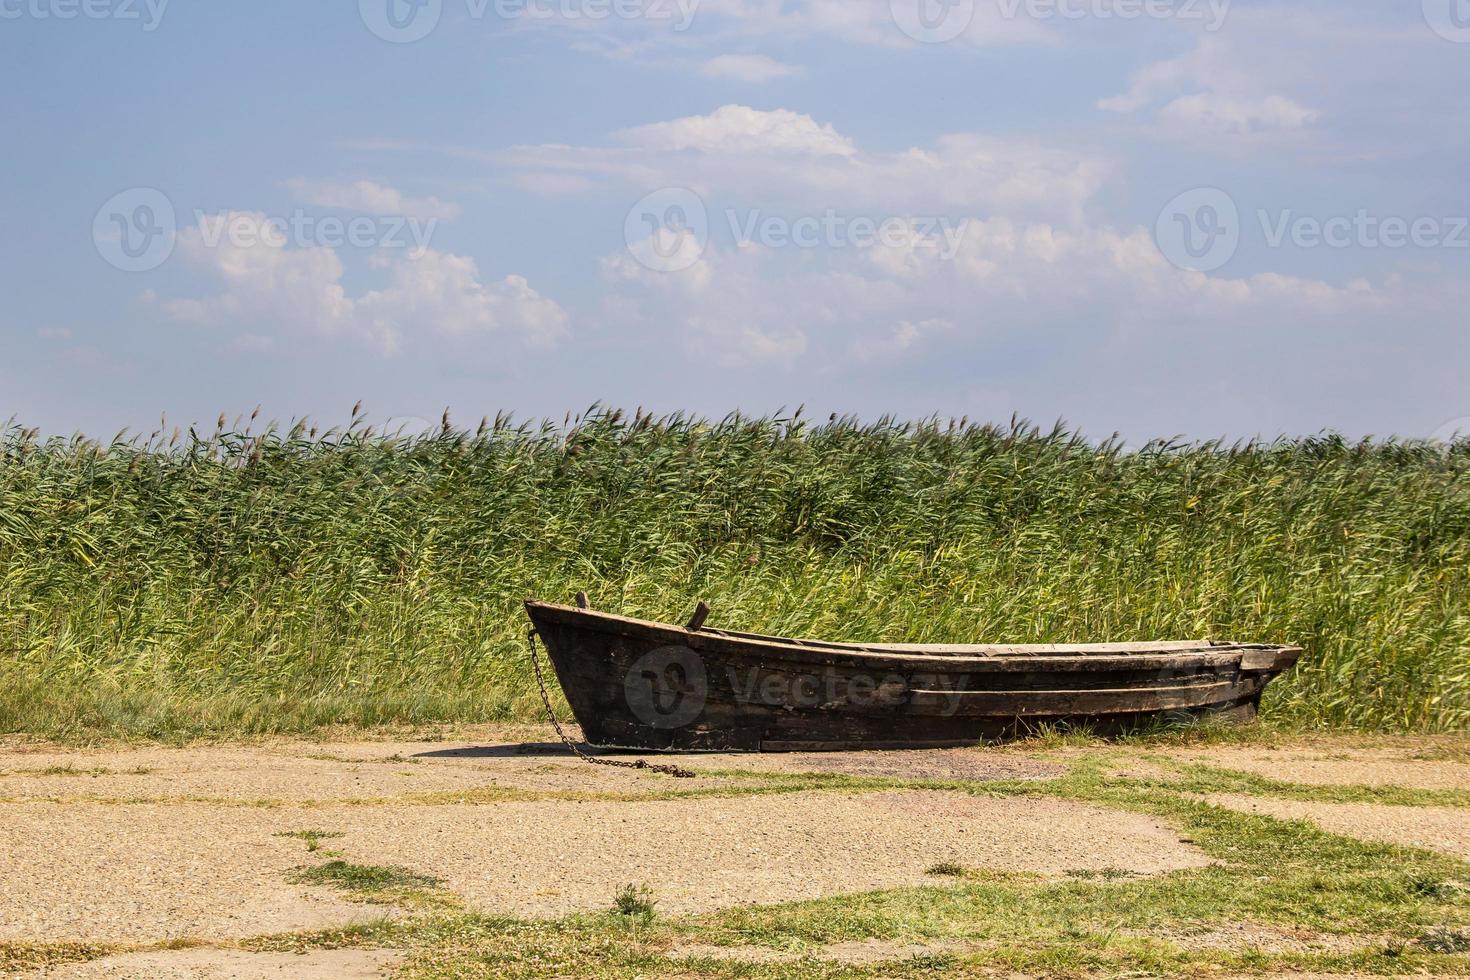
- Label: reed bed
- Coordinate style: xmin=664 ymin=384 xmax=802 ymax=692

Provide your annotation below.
xmin=1 ymin=408 xmax=1466 ymax=739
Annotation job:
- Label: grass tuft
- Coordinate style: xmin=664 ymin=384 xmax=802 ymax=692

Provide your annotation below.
xmin=275 ymin=829 xmax=345 ymax=852
xmin=612 ymin=883 xmax=657 ymax=920
xmin=926 ymin=862 xmax=967 ymax=878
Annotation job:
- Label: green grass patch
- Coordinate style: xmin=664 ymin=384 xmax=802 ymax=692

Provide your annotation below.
xmin=293 ymin=860 xmax=442 ymax=895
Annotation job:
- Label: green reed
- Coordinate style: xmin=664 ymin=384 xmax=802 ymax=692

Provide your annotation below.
xmin=1 ymin=408 xmax=1466 ymax=738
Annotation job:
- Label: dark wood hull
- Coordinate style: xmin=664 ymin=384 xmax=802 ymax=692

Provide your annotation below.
xmin=524 ymin=600 xmax=1302 ymax=752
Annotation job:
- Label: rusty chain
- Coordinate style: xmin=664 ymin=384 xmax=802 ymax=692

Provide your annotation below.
xmin=526 ymin=629 xmax=696 ymax=779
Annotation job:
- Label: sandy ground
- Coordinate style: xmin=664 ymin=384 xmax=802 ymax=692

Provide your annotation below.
xmin=1162 ymin=745 xmax=1470 ymax=791
xmin=0 ymin=800 xmax=386 ymax=944
xmin=1203 ymin=793 xmax=1470 ymax=863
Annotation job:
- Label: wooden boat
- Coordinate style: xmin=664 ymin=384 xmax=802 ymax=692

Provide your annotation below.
xmin=524 ymin=597 xmax=1301 ymax=752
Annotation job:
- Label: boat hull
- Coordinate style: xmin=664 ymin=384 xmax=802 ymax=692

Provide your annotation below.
xmin=525 ymin=601 xmax=1301 ymax=752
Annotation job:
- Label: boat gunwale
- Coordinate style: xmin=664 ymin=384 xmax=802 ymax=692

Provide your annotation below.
xmin=524 ymin=601 xmax=1302 ymax=671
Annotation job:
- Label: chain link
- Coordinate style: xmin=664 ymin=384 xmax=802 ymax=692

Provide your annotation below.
xmin=526 ymin=629 xmax=696 ymax=779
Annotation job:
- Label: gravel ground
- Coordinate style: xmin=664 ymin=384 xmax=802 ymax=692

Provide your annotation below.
xmin=1203 ymin=794 xmax=1470 ymax=862
xmin=0 ymin=737 xmax=1058 ymax=804
xmin=0 ymin=790 xmax=1206 ymax=943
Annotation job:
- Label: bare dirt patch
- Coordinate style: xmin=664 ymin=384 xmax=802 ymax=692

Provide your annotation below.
xmin=706 ymin=745 xmax=1063 ymax=782
xmin=1131 ymin=921 xmax=1383 ymax=955
xmin=1203 ymin=793 xmax=1470 ymax=862
xmin=17 ymin=948 xmax=401 ymax=979
xmin=1165 ymin=744 xmax=1470 ymax=791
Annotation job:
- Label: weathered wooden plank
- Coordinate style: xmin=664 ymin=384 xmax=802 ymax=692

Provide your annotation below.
xmin=702 ymin=625 xmax=1226 ymax=655
xmin=1240 ymin=646 xmax=1303 ymax=671
xmin=905 ymin=680 xmax=1257 ymax=716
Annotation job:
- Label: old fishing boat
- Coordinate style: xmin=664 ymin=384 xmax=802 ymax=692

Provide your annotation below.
xmin=524 ymin=597 xmax=1301 ymax=752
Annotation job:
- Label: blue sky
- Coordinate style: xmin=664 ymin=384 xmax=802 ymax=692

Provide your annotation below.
xmin=3 ymin=0 xmax=1468 ymax=440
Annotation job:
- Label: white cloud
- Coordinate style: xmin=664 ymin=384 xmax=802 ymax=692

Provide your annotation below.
xmin=699 ymin=54 xmax=803 ymax=83
xmin=285 ymin=178 xmax=461 ymax=221
xmin=358 ymin=251 xmax=570 ymax=351
xmin=593 ymin=205 xmax=1424 ymax=375
xmin=161 ymin=214 xmax=353 ymax=336
xmin=159 ymin=212 xmax=566 ymax=355
xmin=356 ymin=106 xmax=1107 ymax=223
xmin=618 ymin=105 xmax=856 ymax=156
xmin=507 ymin=106 xmax=1107 ymax=224
xmin=687 ymin=313 xmax=809 ymax=365
xmin=609 ymin=228 xmax=714 ymax=290
xmin=1098 ymin=17 xmax=1323 ymax=141
xmin=599 ymin=242 xmax=815 ymax=366
xmin=1156 ymin=94 xmax=1318 ymax=135
xmin=36 ymin=327 xmax=74 ymax=341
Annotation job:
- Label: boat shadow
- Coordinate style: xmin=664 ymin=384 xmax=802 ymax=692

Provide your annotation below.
xmin=412 ymin=742 xmax=623 ymax=759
